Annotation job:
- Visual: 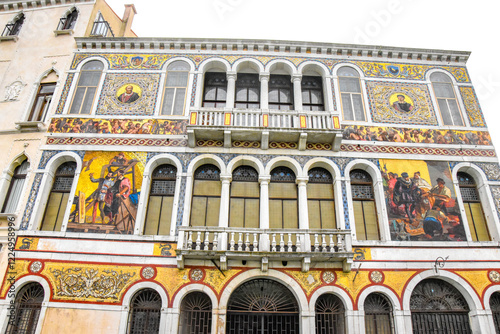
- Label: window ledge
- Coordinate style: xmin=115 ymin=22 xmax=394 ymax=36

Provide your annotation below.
xmin=54 ymin=29 xmax=74 ymax=36
xmin=15 ymin=121 xmax=45 ymax=132
xmin=0 ymin=35 xmax=18 ymax=42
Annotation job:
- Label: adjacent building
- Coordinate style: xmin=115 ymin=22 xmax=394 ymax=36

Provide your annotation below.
xmin=0 ymin=16 xmax=500 ymax=334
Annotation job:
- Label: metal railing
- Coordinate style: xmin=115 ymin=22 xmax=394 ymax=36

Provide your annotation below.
xmin=178 ymin=226 xmax=352 ymax=254
xmin=90 ymin=20 xmax=114 ymax=37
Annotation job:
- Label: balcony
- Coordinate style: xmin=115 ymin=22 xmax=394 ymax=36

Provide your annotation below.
xmin=176 ymin=226 xmax=354 ymax=272
xmin=187 ymin=108 xmax=343 ymax=151
xmin=89 ymin=20 xmax=115 ymax=37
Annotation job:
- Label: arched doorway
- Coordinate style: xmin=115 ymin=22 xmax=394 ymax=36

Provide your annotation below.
xmin=226 ymin=279 xmax=299 ymax=334
xmin=5 ymin=282 xmax=44 ymax=334
xmin=410 ymin=279 xmax=471 ymax=333
xmin=179 ymin=291 xmax=212 ymax=334
xmin=490 ymin=292 xmax=500 ymax=333
xmin=315 ymin=293 xmax=345 ymax=334
xmin=364 ymin=293 xmax=394 ymax=334
xmin=127 ymin=288 xmax=162 ymax=334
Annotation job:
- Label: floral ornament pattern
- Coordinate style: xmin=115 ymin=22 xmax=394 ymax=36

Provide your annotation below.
xmin=50 ymin=267 xmax=135 ymax=300
xmin=141 ymin=267 xmax=155 ymax=279
xmin=489 ymin=270 xmax=500 ymax=283
xmin=190 ymin=269 xmax=204 ymax=282
xmin=29 ymin=261 xmax=43 ymax=273
xmin=370 ymin=271 xmax=383 ymax=283
xmin=322 ymin=271 xmax=336 ymax=284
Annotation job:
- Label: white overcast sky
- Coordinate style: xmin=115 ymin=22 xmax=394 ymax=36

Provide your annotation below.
xmin=107 ymin=0 xmax=500 ymax=152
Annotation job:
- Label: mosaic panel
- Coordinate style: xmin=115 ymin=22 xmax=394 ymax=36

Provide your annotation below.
xmin=55 ymin=73 xmax=74 ymax=114
xmin=459 ymin=86 xmax=486 ymax=127
xmin=176 ymin=176 xmax=187 ymax=227
xmin=366 ymin=81 xmax=437 ymax=125
xmin=47 ymin=137 xmax=187 ymax=147
xmin=342 ymin=181 xmax=350 ymax=229
xmin=190 ymin=73 xmax=198 ymax=107
xmin=490 ymin=186 xmax=500 ymax=220
xmin=71 ymin=54 xmax=470 ymax=83
xmin=342 ymin=125 xmax=492 ymax=146
xmin=96 ymin=73 xmax=160 ymax=116
xmin=48 ymin=117 xmax=187 ymax=135
xmin=382 ymin=159 xmax=466 ymax=241
xmin=341 ymin=144 xmax=495 ymax=157
xmin=233 ymin=141 xmax=260 ymax=149
xmin=475 ymin=162 xmax=500 ymax=181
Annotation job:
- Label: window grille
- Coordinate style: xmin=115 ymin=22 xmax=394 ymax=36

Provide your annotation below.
xmin=270 ymin=166 xmax=295 ymax=183
xmin=128 ymin=289 xmax=161 ymax=334
xmin=232 ymin=165 xmax=258 ymax=182
xmin=194 ymin=165 xmax=220 ymax=180
xmin=309 ymin=167 xmax=333 ymax=183
xmin=490 ymin=292 xmax=500 ymax=334
xmin=179 ymin=292 xmax=212 ymax=334
xmin=410 ymin=279 xmax=471 ymax=334
xmin=5 ymin=283 xmax=44 ymax=334
xmin=315 ymin=294 xmax=345 ymax=334
xmin=364 ymin=293 xmax=394 ymax=334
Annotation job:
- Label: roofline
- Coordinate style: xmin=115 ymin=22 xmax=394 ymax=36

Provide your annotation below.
xmin=0 ymin=0 xmax=94 ymax=13
xmin=75 ymin=37 xmax=471 ymax=63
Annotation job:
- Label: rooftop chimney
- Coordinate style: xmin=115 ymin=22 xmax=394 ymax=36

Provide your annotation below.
xmin=119 ymin=4 xmax=137 ymax=37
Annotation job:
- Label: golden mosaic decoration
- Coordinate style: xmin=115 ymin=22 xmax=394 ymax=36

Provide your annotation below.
xmin=455 ymin=270 xmax=494 ymax=298
xmin=203 ymin=269 xmax=242 ymax=293
xmin=382 ymin=271 xmax=417 ymax=299
xmin=156 ymin=267 xmax=190 ymax=297
xmin=335 ymin=270 xmax=371 ymax=301
xmin=285 ymin=270 xmax=323 ymax=296
xmin=489 ymin=270 xmax=500 ymax=283
xmin=0 ymin=260 xmax=30 ymax=298
xmin=459 ymin=86 xmax=485 ymax=127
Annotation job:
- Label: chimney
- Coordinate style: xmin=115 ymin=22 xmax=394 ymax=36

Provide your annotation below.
xmin=120 ymin=4 xmax=137 ymax=37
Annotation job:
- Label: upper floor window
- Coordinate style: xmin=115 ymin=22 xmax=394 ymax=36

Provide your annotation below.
xmin=302 ymin=76 xmax=324 ymax=111
xmin=430 ymin=72 xmax=463 ymax=126
xmin=350 ymin=169 xmax=379 ymax=240
xmin=28 ymin=82 xmax=56 ymax=122
xmin=69 ymin=60 xmax=104 ymax=115
xmin=229 ymin=166 xmax=259 ymax=229
xmin=57 ymin=8 xmax=78 ymax=30
xmin=90 ymin=12 xmax=114 ymax=37
xmin=203 ymin=72 xmax=227 ymax=108
xmin=161 ymin=61 xmax=190 ymax=115
xmin=338 ymin=67 xmax=365 ymax=121
xmin=269 ymin=166 xmax=298 ymax=229
xmin=307 ymin=167 xmax=335 ymax=229
xmin=190 ymin=165 xmax=221 ymax=228
xmin=2 ymin=13 xmax=24 ymax=37
xmin=235 ymin=73 xmax=260 ymax=109
xmin=1 ymin=159 xmax=29 ymax=213
xmin=40 ymin=161 xmax=76 ymax=231
xmin=5 ymin=282 xmax=44 ymax=334
xmin=269 ymin=75 xmax=293 ymax=110
xmin=458 ymin=172 xmax=490 ymax=241
xmin=144 ymin=165 xmax=177 ymax=235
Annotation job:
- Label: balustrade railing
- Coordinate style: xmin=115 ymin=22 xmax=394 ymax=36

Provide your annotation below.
xmin=190 ymin=108 xmax=337 ymax=130
xmin=178 ymin=226 xmax=352 ymax=254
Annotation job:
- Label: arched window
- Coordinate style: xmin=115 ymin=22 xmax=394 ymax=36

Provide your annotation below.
xmin=202 ymin=72 xmax=227 ymax=108
xmin=235 ymin=73 xmax=260 ymax=109
xmin=315 ymin=294 xmax=345 ymax=334
xmin=161 ymin=61 xmax=190 ymax=115
xmin=40 ymin=161 xmax=76 ymax=231
xmin=490 ymin=292 xmax=500 ymax=334
xmin=227 ymin=279 xmax=299 ymax=334
xmin=350 ymin=169 xmax=379 ymax=240
xmin=179 ymin=292 xmax=212 ymax=334
xmin=364 ymin=293 xmax=394 ymax=334
xmin=338 ymin=66 xmax=365 ymax=121
xmin=144 ymin=165 xmax=177 ymax=235
xmin=410 ymin=279 xmax=471 ymax=334
xmin=229 ymin=166 xmax=259 ymax=228
xmin=308 ymin=167 xmax=336 ymax=229
xmin=458 ymin=172 xmax=490 ymax=241
xmin=28 ymin=82 xmax=56 ymax=122
xmin=269 ymin=167 xmax=298 ymax=229
xmin=127 ymin=289 xmax=161 ymax=334
xmin=430 ymin=72 xmax=463 ymax=126
xmin=2 ymin=159 xmax=29 ymax=213
xmin=5 ymin=282 xmax=44 ymax=334
xmin=69 ymin=60 xmax=104 ymax=114
xmin=57 ymin=8 xmax=78 ymax=30
xmin=302 ymin=76 xmax=324 ymax=111
xmin=2 ymin=13 xmax=24 ymax=36
xmin=190 ymin=165 xmax=221 ymax=227
xmin=269 ymin=75 xmax=294 ymax=110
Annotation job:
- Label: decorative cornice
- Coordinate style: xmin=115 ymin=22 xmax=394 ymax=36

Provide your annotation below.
xmin=74 ymin=37 xmax=471 ymax=64
xmin=0 ymin=0 xmax=94 ymax=13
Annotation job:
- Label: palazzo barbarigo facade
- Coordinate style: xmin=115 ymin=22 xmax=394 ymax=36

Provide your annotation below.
xmin=1 ymin=28 xmax=500 ymax=334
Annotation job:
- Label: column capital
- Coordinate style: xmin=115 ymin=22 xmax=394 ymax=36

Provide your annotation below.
xmin=296 ymin=176 xmax=309 ymax=186
xmin=226 ymin=71 xmax=237 ymax=80
xmin=259 ymin=175 xmax=271 ymax=184
xmin=292 ymin=74 xmax=303 ymax=82
xmin=259 ymin=72 xmax=270 ymax=81
xmin=220 ymin=174 xmax=232 ymax=183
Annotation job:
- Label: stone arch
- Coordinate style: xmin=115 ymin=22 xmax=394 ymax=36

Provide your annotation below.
xmin=357 ymin=286 xmax=401 ymax=311
xmin=226 ymin=155 xmax=265 ymax=176
xmin=266 ymin=59 xmax=297 ymax=75
xmin=233 ymin=58 xmax=265 ymax=74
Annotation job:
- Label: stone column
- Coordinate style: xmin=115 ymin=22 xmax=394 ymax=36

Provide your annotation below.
xmin=297 ymin=177 xmax=310 ymax=251
xmin=260 ymin=73 xmax=269 ymax=109
xmin=218 ymin=174 xmax=232 ymax=251
xmin=292 ymin=74 xmax=303 ymax=111
xmin=226 ymin=71 xmax=237 ymax=109
xmin=259 ymin=175 xmax=270 ymax=251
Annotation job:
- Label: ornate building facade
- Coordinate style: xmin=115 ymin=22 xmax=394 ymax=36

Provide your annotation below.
xmin=1 ymin=31 xmax=500 ymax=333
